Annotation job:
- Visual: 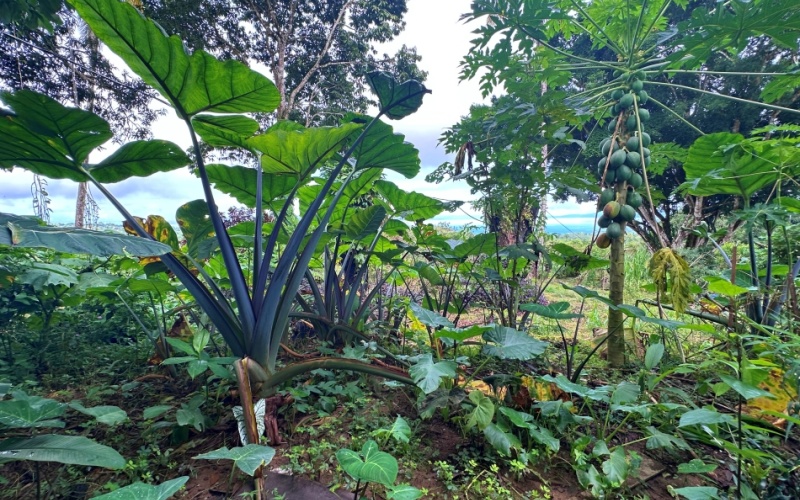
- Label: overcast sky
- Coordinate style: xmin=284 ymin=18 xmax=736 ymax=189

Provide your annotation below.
xmin=0 ymin=0 xmax=593 ymax=232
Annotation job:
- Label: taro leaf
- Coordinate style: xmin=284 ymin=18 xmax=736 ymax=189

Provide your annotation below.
xmin=563 ymin=284 xmax=618 ymax=308
xmin=413 ymin=262 xmax=445 ymax=286
xmin=408 ymin=353 xmax=457 ymax=394
xmin=124 ymin=277 xmax=175 ymax=295
xmin=645 ymin=426 xmax=690 ymax=450
xmin=705 ymin=276 xmax=748 ymax=297
xmin=0 ymin=90 xmax=110 ymax=180
xmin=195 ymin=444 xmax=275 ymax=476
xmin=205 ymin=165 xmax=298 ymax=207
xmin=541 ymin=374 xmax=611 ymax=402
xmin=0 ymin=435 xmax=125 ymax=468
xmin=610 ymin=381 xmax=640 ymax=405
xmin=644 ymin=343 xmax=665 ymax=370
xmin=418 ymin=387 xmax=466 ymax=419
xmin=336 ymin=440 xmax=398 ymax=487
xmin=678 ymin=459 xmax=717 ymax=474
xmin=68 ymin=402 xmax=128 ymax=426
xmin=681 ymin=133 xmax=781 ymax=198
xmin=678 ymin=409 xmax=734 ymax=428
xmin=0 ymin=214 xmax=170 ymax=257
xmin=367 ymin=71 xmax=430 ymax=120
xmin=92 ymin=476 xmax=189 ymax=500
xmin=68 ymin=0 xmax=279 ymax=117
xmin=88 ymin=140 xmax=190 ymax=183
xmin=409 ymin=302 xmax=453 ymax=329
xmin=482 ymin=326 xmax=548 ymax=360
xmin=176 ymin=200 xmax=215 ymax=260
xmin=345 ymin=114 xmax=420 ymax=178
xmin=602 ymin=447 xmax=629 ymax=486
xmin=671 ymin=486 xmax=721 ymax=500
xmin=718 ymin=374 xmax=775 ymax=400
xmin=435 ymin=324 xmax=491 ymax=342
xmin=376 ymin=416 xmax=411 ymax=444
xmin=520 ymin=301 xmax=582 ymax=320
xmin=375 ymin=180 xmax=447 ymax=221
xmin=248 ymin=123 xmax=361 ymax=175
xmin=453 ymin=233 xmax=496 ymax=259
xmin=345 ymin=205 xmax=386 ymax=240
xmin=482 ymin=423 xmax=520 ymax=456
xmin=466 ymin=391 xmax=494 ymax=430
xmin=0 ymin=392 xmax=65 ymax=428
xmin=498 ymin=406 xmax=535 ymax=428
xmin=18 ymin=263 xmax=78 ymax=289
xmin=142 ymin=405 xmax=172 ymax=420
xmin=529 ymin=426 xmax=560 ymax=453
xmin=193 ymin=114 xmax=259 ymax=149
xmin=387 ymin=484 xmax=424 ymax=500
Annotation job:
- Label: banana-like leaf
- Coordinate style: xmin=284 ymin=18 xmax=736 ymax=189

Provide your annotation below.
xmin=367 ymin=71 xmax=430 ymax=120
xmin=0 ymin=435 xmax=125 ymax=468
xmin=88 ymin=140 xmax=190 ymax=183
xmin=193 ymin=114 xmax=260 ymax=149
xmin=247 ymin=123 xmax=361 ymax=175
xmin=0 ymin=90 xmax=111 ymax=181
xmin=92 ymin=476 xmax=189 ymax=500
xmin=375 ymin=180 xmax=447 ymax=221
xmin=1 ymin=213 xmax=171 ymax=257
xmin=345 ymin=114 xmax=420 ymax=178
xmin=68 ymin=0 xmax=279 ymax=118
xmin=206 ymin=165 xmax=298 ymax=207
xmin=176 ymin=200 xmax=216 ymax=260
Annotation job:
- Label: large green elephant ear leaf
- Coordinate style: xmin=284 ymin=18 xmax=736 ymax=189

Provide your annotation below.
xmin=176 ymin=200 xmax=215 ymax=260
xmin=88 ymin=140 xmax=191 ymax=183
xmin=206 ymin=165 xmax=299 ymax=207
xmin=0 ymin=90 xmax=111 ymax=181
xmin=680 ymin=132 xmax=781 ymax=198
xmin=0 ymin=213 xmax=171 ymax=257
xmin=0 ymin=435 xmax=125 ymax=468
xmin=367 ymin=71 xmax=430 ymax=120
xmin=247 ymin=123 xmax=362 ymax=176
xmin=68 ymin=0 xmax=280 ymax=118
xmin=345 ymin=114 xmax=421 ymax=178
xmin=374 ymin=180 xmax=448 ymax=221
xmin=192 ymin=114 xmax=260 ymax=149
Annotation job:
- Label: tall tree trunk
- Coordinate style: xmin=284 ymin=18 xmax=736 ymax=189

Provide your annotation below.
xmin=607 ymin=182 xmax=627 ymax=367
xmin=74 ymin=182 xmax=89 ymax=227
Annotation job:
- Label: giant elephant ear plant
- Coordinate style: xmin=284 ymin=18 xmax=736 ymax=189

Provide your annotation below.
xmin=0 ymin=0 xmax=429 ymax=447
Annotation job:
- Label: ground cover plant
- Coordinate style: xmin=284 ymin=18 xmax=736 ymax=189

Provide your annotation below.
xmin=1 ymin=0 xmax=800 ymax=498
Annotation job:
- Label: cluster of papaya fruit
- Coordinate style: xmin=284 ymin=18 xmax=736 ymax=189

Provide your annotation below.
xmin=594 ymin=71 xmax=651 ymax=249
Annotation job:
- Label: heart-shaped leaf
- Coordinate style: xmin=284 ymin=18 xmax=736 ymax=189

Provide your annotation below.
xmin=0 ymin=392 xmax=65 ymax=428
xmin=0 ymin=435 xmax=125 ymax=468
xmin=482 ymin=326 xmax=548 ymax=360
xmin=88 ymin=140 xmax=190 ymax=183
xmin=367 ymin=71 xmax=430 ymax=120
xmin=408 ymin=353 xmax=457 ymax=394
xmin=336 ymin=440 xmax=398 ymax=487
xmin=194 ymin=444 xmax=275 ymax=476
xmin=92 ymin=476 xmax=189 ymax=500
xmin=68 ymin=0 xmax=280 ymax=118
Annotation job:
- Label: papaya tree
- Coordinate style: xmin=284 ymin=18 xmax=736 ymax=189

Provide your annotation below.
xmin=459 ymin=0 xmax=800 ymax=366
xmin=0 ymin=2 xmax=431 ymax=490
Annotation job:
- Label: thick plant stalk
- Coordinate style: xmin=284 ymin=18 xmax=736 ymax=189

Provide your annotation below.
xmin=607 ymin=182 xmax=627 ymax=368
xmin=234 ymin=358 xmax=265 ymax=499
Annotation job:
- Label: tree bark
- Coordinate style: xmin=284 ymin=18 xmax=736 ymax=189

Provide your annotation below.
xmin=607 ymin=182 xmax=627 ymax=368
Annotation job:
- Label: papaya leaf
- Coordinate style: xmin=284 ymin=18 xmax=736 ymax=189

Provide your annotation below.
xmin=68 ymin=0 xmax=280 ymax=117
xmin=88 ymin=140 xmax=190 ymax=183
xmin=367 ymin=71 xmax=430 ymax=120
xmin=92 ymin=476 xmax=189 ymax=500
xmin=0 ymin=90 xmax=111 ymax=181
xmin=0 ymin=435 xmax=125 ymax=468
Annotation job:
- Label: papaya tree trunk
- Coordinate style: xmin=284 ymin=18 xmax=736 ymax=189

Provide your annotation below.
xmin=607 ymin=183 xmax=627 ymax=367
